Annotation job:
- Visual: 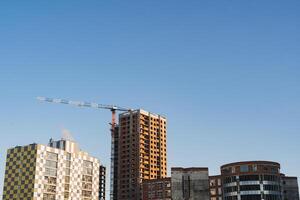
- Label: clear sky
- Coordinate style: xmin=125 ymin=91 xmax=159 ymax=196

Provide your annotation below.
xmin=1 ymin=0 xmax=300 ymax=198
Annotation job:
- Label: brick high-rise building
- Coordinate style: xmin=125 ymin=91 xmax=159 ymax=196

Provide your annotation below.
xmin=117 ymin=109 xmax=167 ymax=200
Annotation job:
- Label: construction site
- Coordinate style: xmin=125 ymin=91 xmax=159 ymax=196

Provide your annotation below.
xmin=37 ymin=97 xmax=167 ymax=200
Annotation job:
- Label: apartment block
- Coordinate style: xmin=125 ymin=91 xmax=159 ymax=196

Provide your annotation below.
xmin=142 ymin=177 xmax=171 ymax=200
xmin=117 ymin=109 xmax=167 ymax=200
xmin=209 ymin=175 xmax=222 ymax=200
xmin=171 ymin=167 xmax=210 ymax=200
xmin=2 ymin=138 xmax=104 ymax=200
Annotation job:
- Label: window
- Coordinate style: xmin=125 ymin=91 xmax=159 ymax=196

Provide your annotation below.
xmin=264 ymin=185 xmax=280 ymax=191
xmin=45 ymin=160 xmax=57 ymax=168
xmin=82 ymin=190 xmax=92 ymax=197
xmin=240 ymin=185 xmax=260 ymax=191
xmin=224 ymin=186 xmax=237 ymax=193
xmin=240 ymin=165 xmax=249 ymax=172
xmin=241 ymin=195 xmax=261 ymax=200
xmin=43 ymin=193 xmax=55 ymax=200
xmin=224 ymin=176 xmax=236 ymax=184
xmin=45 ymin=176 xmax=57 ymax=185
xmin=265 ymin=194 xmax=281 ymax=200
xmin=239 ymin=175 xmax=259 ymax=181
xmin=218 ymin=179 xmax=222 ymax=186
xmin=263 ymin=175 xmax=279 ymax=182
xmin=210 ymin=179 xmax=216 ymax=186
xmin=65 ymin=160 xmax=71 ymax=168
xmin=82 ymin=182 xmax=92 ymax=190
xmin=82 ymin=175 xmax=92 ymax=182
xmin=46 ymin=152 xmax=58 ymax=161
xmin=218 ymin=188 xmax=222 ymax=194
xmin=252 ymin=165 xmax=257 ymax=172
xmin=65 ymin=168 xmax=70 ymax=176
xmin=45 ymin=168 xmax=57 ymax=177
xmin=44 ymin=184 xmax=56 ymax=193
xmin=210 ymin=189 xmax=216 ymax=195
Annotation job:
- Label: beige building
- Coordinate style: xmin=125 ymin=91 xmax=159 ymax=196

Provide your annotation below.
xmin=2 ymin=138 xmax=104 ymax=200
xmin=116 ymin=109 xmax=167 ymax=200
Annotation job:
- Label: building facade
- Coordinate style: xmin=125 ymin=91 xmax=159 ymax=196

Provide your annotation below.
xmin=117 ymin=109 xmax=167 ymax=200
xmin=111 ymin=126 xmax=119 ymax=200
xmin=281 ymin=175 xmax=299 ymax=200
xmin=142 ymin=177 xmax=171 ymax=200
xmin=2 ymin=138 xmax=105 ymax=200
xmin=221 ymin=161 xmax=282 ymax=200
xmin=171 ymin=167 xmax=210 ymax=200
xmin=209 ymin=175 xmax=223 ymax=200
xmin=99 ymin=165 xmax=106 ymax=200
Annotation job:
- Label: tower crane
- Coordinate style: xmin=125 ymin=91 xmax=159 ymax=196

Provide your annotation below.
xmin=37 ymin=96 xmax=132 ymax=200
xmin=37 ymin=96 xmax=131 ymax=132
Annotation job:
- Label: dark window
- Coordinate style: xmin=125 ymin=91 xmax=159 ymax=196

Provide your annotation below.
xmin=224 ymin=186 xmax=238 ymax=193
xmin=240 ymin=185 xmax=260 ymax=191
xmin=265 ymin=194 xmax=281 ymax=200
xmin=241 ymin=195 xmax=261 ymax=200
xmin=225 ymin=196 xmax=238 ymax=200
xmin=264 ymin=185 xmax=280 ymax=191
xmin=263 ymin=175 xmax=279 ymax=182
xmin=239 ymin=175 xmax=259 ymax=181
xmin=224 ymin=176 xmax=237 ymax=184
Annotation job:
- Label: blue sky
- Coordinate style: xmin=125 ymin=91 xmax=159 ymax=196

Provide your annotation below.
xmin=1 ymin=0 xmax=300 ymax=198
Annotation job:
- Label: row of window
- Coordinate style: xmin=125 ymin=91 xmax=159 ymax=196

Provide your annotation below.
xmin=223 ymin=184 xmax=281 ymax=193
xmin=222 ymin=164 xmax=279 ymax=175
xmin=224 ymin=175 xmax=280 ymax=183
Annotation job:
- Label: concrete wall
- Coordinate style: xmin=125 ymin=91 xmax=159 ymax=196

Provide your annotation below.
xmin=282 ymin=177 xmax=300 ymax=200
xmin=171 ymin=168 xmax=210 ymax=200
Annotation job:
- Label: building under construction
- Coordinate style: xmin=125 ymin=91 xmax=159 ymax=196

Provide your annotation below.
xmin=112 ymin=109 xmax=167 ymax=200
xmin=36 ymin=97 xmax=168 ymax=200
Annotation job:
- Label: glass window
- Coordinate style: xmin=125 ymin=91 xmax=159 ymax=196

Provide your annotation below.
xmin=45 ymin=160 xmax=57 ymax=168
xmin=83 ymin=167 xmax=92 ymax=175
xmin=218 ymin=188 xmax=222 ymax=194
xmin=45 ymin=168 xmax=57 ymax=177
xmin=83 ymin=160 xmax=93 ymax=168
xmin=253 ymin=165 xmax=257 ymax=172
xmin=45 ymin=176 xmax=57 ymax=185
xmin=82 ymin=175 xmax=92 ymax=182
xmin=240 ymin=165 xmax=249 ymax=172
xmin=43 ymin=193 xmax=55 ymax=200
xmin=65 ymin=160 xmax=71 ymax=168
xmin=44 ymin=184 xmax=56 ymax=193
xmin=65 ymin=168 xmax=70 ymax=175
xmin=66 ymin=153 xmax=71 ymax=161
xmin=218 ymin=179 xmax=222 ymax=186
xmin=46 ymin=152 xmax=58 ymax=161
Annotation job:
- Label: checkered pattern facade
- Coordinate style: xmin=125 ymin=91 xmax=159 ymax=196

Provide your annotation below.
xmin=3 ymin=140 xmax=102 ymax=200
xmin=3 ymin=144 xmax=37 ymax=200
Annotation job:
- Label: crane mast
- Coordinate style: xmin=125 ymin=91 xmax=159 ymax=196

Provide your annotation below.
xmin=37 ymin=96 xmax=131 ymax=200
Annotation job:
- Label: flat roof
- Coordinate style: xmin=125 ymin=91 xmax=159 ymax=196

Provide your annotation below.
xmin=171 ymin=167 xmax=209 ymax=172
